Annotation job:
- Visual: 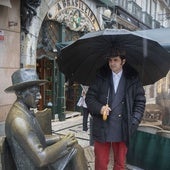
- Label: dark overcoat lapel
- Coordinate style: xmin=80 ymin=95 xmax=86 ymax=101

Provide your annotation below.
xmin=109 ymin=73 xmax=126 ymax=110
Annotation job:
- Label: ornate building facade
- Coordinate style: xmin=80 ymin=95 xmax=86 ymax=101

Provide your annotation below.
xmin=0 ymin=0 xmax=170 ymax=124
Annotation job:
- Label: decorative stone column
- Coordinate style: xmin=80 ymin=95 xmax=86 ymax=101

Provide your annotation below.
xmin=20 ymin=0 xmax=57 ymax=68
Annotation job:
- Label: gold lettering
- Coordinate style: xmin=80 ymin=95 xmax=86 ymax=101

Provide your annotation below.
xmin=83 ymin=2 xmax=87 ymax=12
xmin=91 ymin=16 xmax=95 ymax=24
xmin=57 ymin=2 xmax=62 ymax=10
xmin=62 ymin=0 xmax=67 ymax=8
xmin=75 ymin=0 xmax=79 ymax=7
xmin=79 ymin=1 xmax=84 ymax=11
xmin=90 ymin=11 xmax=94 ymax=20
xmin=85 ymin=7 xmax=90 ymax=16
xmin=53 ymin=4 xmax=59 ymax=13
xmin=88 ymin=10 xmax=92 ymax=19
xmin=67 ymin=0 xmax=71 ymax=6
xmin=71 ymin=0 xmax=75 ymax=6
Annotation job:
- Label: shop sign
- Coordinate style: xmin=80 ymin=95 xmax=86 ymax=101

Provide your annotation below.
xmin=47 ymin=0 xmax=100 ymax=32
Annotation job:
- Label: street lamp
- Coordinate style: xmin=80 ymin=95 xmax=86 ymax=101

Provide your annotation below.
xmin=102 ymin=8 xmax=116 ymax=28
xmin=103 ymin=9 xmax=112 ymax=18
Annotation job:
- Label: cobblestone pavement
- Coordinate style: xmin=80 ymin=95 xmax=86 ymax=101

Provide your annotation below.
xmin=52 ymin=112 xmax=91 ymax=148
xmin=52 ymin=112 xmax=95 ymax=169
xmin=52 ymin=112 xmax=143 ymax=170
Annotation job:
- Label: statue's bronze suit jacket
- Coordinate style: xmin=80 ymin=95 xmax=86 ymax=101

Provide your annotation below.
xmin=5 ymin=101 xmax=73 ymax=170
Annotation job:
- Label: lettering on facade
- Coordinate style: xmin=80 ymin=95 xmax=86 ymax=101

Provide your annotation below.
xmin=47 ymin=0 xmax=100 ymax=32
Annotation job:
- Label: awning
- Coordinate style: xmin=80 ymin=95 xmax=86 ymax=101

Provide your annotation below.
xmin=0 ymin=0 xmax=11 ymax=8
xmin=135 ymin=28 xmax=170 ymax=53
xmin=56 ymin=41 xmax=73 ymax=55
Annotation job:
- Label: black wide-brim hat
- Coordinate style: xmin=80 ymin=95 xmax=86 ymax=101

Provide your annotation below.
xmin=5 ymin=68 xmax=48 ymax=93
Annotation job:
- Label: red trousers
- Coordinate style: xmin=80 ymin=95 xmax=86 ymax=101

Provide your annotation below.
xmin=94 ymin=141 xmax=127 ymax=170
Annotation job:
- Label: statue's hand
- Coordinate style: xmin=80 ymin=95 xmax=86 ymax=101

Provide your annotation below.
xmin=62 ymin=133 xmax=78 ymax=150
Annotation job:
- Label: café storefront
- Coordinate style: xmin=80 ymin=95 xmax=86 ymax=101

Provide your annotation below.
xmin=36 ymin=0 xmax=100 ymax=119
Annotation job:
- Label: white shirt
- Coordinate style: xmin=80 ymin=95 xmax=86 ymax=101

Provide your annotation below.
xmin=80 ymin=85 xmax=89 ymax=108
xmin=112 ymin=70 xmax=122 ymax=93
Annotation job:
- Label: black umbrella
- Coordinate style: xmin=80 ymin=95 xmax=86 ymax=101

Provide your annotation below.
xmin=135 ymin=27 xmax=170 ymax=53
xmin=58 ymin=29 xmax=170 ymax=86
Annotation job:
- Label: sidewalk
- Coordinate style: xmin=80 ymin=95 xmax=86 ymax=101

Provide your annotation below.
xmin=52 ymin=111 xmax=91 ymax=148
xmin=52 ymin=112 xmax=143 ymax=170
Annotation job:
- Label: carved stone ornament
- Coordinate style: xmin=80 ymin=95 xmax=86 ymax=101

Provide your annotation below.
xmin=21 ymin=0 xmax=41 ymax=33
xmin=48 ymin=8 xmax=95 ymax=32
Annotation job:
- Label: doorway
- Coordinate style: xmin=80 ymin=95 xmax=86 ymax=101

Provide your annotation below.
xmin=36 ymin=17 xmax=83 ymax=116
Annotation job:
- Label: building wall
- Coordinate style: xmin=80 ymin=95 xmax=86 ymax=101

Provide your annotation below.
xmin=0 ymin=0 xmax=20 ymax=121
xmin=135 ymin=0 xmax=170 ymax=27
xmin=0 ymin=0 xmax=102 ymax=122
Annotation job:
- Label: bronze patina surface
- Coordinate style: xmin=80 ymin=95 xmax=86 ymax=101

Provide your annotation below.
xmin=5 ymin=68 xmax=88 ymax=170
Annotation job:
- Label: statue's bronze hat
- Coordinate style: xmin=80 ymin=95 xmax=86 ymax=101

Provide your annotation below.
xmin=5 ymin=68 xmax=47 ymax=92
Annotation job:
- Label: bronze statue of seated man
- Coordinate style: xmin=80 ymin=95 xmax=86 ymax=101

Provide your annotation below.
xmin=5 ymin=68 xmax=88 ymax=170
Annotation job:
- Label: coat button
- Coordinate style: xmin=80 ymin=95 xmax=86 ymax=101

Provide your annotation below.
xmin=118 ymin=114 xmax=122 ymax=117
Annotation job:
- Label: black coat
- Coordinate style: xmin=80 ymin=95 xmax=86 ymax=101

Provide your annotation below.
xmin=86 ymin=64 xmax=146 ymax=146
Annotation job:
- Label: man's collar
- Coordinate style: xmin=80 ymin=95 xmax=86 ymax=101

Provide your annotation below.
xmin=112 ymin=70 xmax=123 ymax=77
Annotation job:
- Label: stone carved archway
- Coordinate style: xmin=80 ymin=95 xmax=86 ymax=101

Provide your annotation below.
xmin=20 ymin=0 xmax=100 ymax=68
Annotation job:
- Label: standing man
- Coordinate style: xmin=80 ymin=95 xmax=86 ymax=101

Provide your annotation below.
xmin=5 ymin=68 xmax=88 ymax=170
xmin=86 ymin=49 xmax=146 ymax=170
xmin=80 ymin=85 xmax=89 ymax=131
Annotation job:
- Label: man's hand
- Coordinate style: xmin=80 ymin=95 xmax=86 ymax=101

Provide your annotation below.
xmin=100 ymin=104 xmax=111 ymax=120
xmin=61 ymin=133 xmax=78 ymax=150
xmin=131 ymin=117 xmax=140 ymax=134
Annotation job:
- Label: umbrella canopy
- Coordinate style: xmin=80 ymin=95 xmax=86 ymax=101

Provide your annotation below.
xmin=135 ymin=28 xmax=170 ymax=53
xmin=58 ymin=29 xmax=170 ymax=86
